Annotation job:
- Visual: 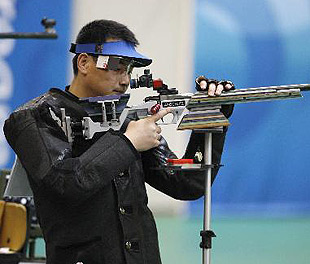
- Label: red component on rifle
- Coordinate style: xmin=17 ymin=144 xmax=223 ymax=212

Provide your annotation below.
xmin=150 ymin=104 xmax=161 ymax=114
xmin=167 ymin=159 xmax=194 ymax=164
xmin=153 ymin=79 xmax=164 ymax=90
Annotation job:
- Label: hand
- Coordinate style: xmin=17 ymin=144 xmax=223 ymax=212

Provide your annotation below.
xmin=196 ymin=76 xmax=234 ymax=96
xmin=124 ymin=108 xmax=171 ymax=152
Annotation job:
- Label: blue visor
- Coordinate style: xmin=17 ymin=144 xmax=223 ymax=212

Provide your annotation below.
xmin=70 ymin=40 xmax=152 ymax=67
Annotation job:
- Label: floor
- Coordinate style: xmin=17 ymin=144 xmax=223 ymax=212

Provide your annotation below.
xmin=28 ymin=216 xmax=310 ymax=264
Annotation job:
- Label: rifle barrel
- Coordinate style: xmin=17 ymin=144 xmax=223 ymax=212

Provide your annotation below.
xmin=223 ymin=84 xmax=310 ymax=93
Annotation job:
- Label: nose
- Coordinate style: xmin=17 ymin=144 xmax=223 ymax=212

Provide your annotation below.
xmin=119 ymin=72 xmax=130 ymax=86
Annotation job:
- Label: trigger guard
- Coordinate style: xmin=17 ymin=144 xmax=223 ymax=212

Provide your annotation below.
xmin=158 ymin=111 xmax=179 ymax=125
xmin=171 ymin=111 xmax=179 ymax=124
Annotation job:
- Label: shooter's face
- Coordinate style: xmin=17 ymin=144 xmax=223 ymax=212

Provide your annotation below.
xmin=84 ymin=55 xmax=131 ymax=97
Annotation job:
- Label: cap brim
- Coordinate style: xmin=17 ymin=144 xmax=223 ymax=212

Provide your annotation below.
xmin=72 ymin=41 xmax=152 ymax=67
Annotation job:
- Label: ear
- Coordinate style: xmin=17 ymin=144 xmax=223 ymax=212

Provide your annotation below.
xmin=77 ymin=53 xmax=92 ymax=75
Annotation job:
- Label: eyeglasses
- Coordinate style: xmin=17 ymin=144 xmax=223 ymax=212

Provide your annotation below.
xmin=95 ymin=55 xmax=135 ymax=75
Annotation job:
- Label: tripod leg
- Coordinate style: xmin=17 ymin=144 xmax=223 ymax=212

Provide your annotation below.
xmin=202 ymin=132 xmax=214 ymax=264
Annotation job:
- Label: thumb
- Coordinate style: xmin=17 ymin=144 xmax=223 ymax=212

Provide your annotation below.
xmin=149 ymin=108 xmax=171 ymax=122
xmin=200 ymin=80 xmax=207 ymax=90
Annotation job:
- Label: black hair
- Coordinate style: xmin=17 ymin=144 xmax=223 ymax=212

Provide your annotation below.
xmin=72 ymin=19 xmax=139 ymax=75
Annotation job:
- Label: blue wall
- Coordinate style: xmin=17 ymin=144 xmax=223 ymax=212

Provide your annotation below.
xmin=0 ymin=0 xmax=71 ymax=168
xmin=192 ymin=0 xmax=310 ymax=216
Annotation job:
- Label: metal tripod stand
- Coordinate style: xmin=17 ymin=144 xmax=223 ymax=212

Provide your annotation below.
xmin=198 ymin=129 xmax=222 ymax=264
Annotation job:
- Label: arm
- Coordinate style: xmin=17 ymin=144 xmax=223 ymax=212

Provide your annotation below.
xmin=3 ymin=103 xmax=139 ymax=205
xmin=142 ymin=104 xmax=233 ymax=200
xmin=140 ymin=136 xmax=217 ymax=201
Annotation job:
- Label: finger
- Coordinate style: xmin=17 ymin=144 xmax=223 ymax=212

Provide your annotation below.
xmin=199 ymin=80 xmax=207 ymax=90
xmin=151 ymin=132 xmax=161 ymax=146
xmin=154 ymin=140 xmax=160 ymax=148
xmin=223 ymin=81 xmax=234 ymax=90
xmin=155 ymin=124 xmax=161 ymax=134
xmin=215 ymin=84 xmax=224 ymax=96
xmin=149 ymin=108 xmax=171 ymax=122
xmin=225 ymin=83 xmax=232 ymax=90
xmin=208 ymin=83 xmax=216 ymax=96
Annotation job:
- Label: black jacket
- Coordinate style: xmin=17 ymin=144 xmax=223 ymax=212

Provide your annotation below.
xmin=3 ymin=88 xmax=232 ymax=264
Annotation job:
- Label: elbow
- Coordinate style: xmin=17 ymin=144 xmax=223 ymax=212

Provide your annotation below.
xmin=186 ymin=188 xmax=204 ymax=201
xmin=171 ymin=186 xmax=204 ymax=201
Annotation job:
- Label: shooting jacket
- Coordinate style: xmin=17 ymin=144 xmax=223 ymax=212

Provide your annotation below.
xmin=3 ymin=88 xmax=233 ymax=264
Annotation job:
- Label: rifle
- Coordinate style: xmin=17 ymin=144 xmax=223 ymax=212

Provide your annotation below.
xmin=53 ymin=69 xmax=310 ymax=142
xmin=5 ymin=71 xmax=310 ymax=198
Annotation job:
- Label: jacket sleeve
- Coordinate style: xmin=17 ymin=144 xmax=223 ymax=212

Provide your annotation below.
xmin=141 ymin=104 xmax=233 ymax=201
xmin=3 ymin=103 xmax=139 ymax=205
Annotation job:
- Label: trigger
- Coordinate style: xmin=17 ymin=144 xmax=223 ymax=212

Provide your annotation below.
xmin=171 ymin=111 xmax=178 ymax=123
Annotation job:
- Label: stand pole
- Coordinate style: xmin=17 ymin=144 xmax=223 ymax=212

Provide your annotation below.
xmin=202 ymin=132 xmax=213 ymax=264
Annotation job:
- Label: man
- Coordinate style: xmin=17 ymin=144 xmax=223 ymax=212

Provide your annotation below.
xmin=4 ymin=20 xmax=233 ymax=264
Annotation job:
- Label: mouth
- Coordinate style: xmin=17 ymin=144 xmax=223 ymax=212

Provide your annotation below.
xmin=112 ymin=89 xmax=126 ymax=95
